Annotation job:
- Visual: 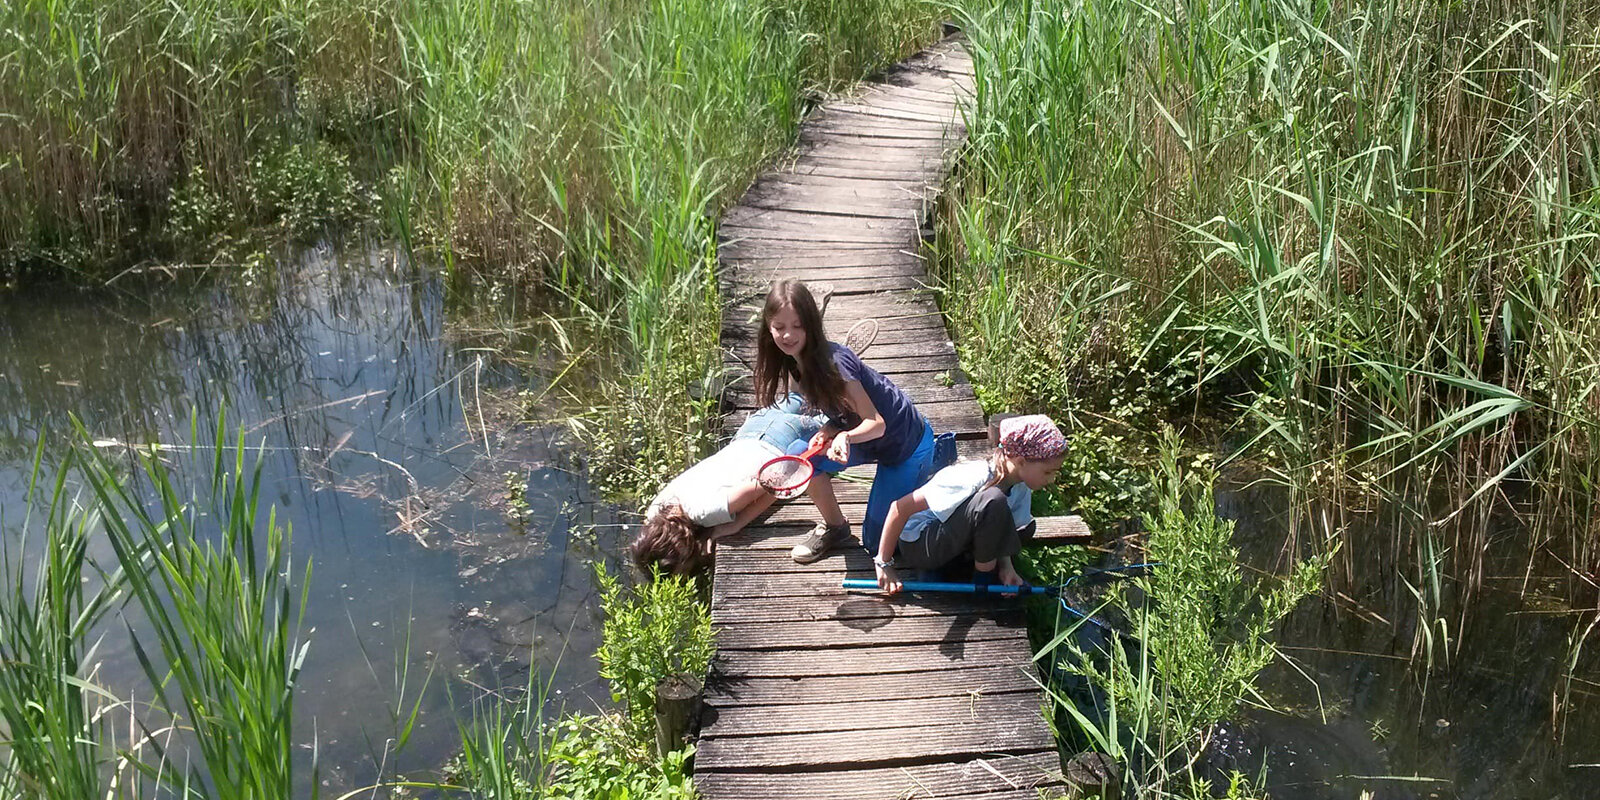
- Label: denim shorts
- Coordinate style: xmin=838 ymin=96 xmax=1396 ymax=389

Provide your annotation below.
xmin=733 ymin=392 xmax=826 ymax=453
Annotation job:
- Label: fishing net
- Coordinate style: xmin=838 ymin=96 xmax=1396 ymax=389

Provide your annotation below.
xmin=756 ymin=456 xmax=812 ymax=499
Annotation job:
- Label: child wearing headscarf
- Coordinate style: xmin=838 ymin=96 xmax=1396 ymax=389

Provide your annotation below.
xmin=872 ymin=414 xmax=1070 ymax=593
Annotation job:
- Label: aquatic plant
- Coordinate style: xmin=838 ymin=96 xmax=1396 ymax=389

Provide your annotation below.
xmin=0 ymin=448 xmax=122 ymax=800
xmin=76 ymin=415 xmax=314 ymax=799
xmin=1041 ymin=431 xmax=1323 ymax=794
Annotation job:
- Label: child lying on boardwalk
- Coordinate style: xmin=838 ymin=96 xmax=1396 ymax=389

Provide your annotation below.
xmin=630 ymin=395 xmax=822 ymax=576
xmin=872 ymin=414 xmax=1068 ymax=592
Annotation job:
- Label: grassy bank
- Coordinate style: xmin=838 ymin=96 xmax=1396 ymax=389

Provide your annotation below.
xmin=940 ymin=0 xmax=1599 ymax=783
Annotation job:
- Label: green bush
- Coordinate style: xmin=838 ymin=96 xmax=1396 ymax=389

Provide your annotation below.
xmin=1044 ymin=429 xmax=1325 ymax=793
xmin=544 ymin=714 xmax=695 ymax=800
xmin=594 ymin=567 xmax=714 ymax=745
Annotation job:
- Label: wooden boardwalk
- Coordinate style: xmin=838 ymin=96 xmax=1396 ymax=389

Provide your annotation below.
xmin=698 ymin=37 xmax=1086 ymax=799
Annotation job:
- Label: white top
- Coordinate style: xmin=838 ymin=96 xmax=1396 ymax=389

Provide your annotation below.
xmin=900 ymin=459 xmax=1033 ymax=542
xmin=645 ymin=439 xmax=781 ymax=527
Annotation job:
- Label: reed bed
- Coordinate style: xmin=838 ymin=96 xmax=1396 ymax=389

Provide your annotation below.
xmin=942 ymin=0 xmax=1600 ymax=765
xmin=1 ymin=0 xmax=946 ymax=495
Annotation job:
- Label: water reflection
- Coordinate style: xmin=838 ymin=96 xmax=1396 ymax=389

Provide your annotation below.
xmin=0 ymin=247 xmax=620 ymax=795
xmin=1217 ymin=478 xmax=1600 ymax=799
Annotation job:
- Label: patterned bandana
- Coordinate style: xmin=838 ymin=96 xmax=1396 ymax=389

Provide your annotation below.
xmin=998 ymin=414 xmax=1068 ymax=461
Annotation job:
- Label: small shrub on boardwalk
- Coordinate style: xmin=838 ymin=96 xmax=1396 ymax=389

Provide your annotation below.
xmin=595 ymin=567 xmax=714 ymax=746
xmin=1043 ymin=431 xmax=1323 ymax=794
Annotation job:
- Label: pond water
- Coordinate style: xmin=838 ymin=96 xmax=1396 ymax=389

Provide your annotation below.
xmin=1215 ymin=480 xmax=1600 ymax=799
xmin=0 ymin=247 xmax=624 ymax=795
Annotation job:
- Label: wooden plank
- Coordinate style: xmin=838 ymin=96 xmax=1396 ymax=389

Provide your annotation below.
xmin=719 ymin=223 xmax=914 ymax=246
xmin=826 ymin=101 xmax=961 ymax=125
xmin=722 ymin=207 xmax=920 ymax=235
xmin=704 ymin=663 xmax=1041 ymax=706
xmin=1032 ymin=515 xmax=1094 ymax=544
xmin=723 ymin=262 xmax=929 ymax=281
xmin=747 ymin=172 xmax=933 ymax=197
xmin=711 ymin=638 xmax=1032 ymax=677
xmin=692 ymin=720 xmax=1053 ymax=770
xmin=726 ymin=273 xmax=926 ymax=294
xmin=694 ymin=753 xmax=1064 ymax=800
xmin=801 ymin=122 xmax=959 ymax=142
xmin=711 ymin=591 xmax=1028 ymax=624
xmin=727 ymin=378 xmax=971 ymax=406
xmin=712 ymin=611 xmax=1028 ymax=651
xmin=698 ymin=690 xmax=1045 ymax=737
xmin=786 ymin=162 xmax=951 ymax=181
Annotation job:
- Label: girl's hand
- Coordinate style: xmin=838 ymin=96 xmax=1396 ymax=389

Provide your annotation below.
xmin=876 ymin=562 xmax=901 ymax=594
xmin=807 ymin=428 xmax=832 ymax=452
xmin=709 ymin=521 xmax=741 ymax=541
xmin=827 ymin=431 xmax=851 ymax=463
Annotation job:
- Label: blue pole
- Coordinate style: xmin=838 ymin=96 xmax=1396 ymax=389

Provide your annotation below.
xmin=840 ymin=578 xmax=1052 ymax=596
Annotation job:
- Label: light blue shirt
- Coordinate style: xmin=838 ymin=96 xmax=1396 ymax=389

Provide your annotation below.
xmin=900 ymin=460 xmax=1032 ymax=542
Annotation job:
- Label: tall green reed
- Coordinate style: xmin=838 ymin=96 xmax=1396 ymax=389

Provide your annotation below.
xmin=0 ymin=447 xmax=123 ymax=800
xmin=75 ymin=415 xmax=314 ymax=799
xmin=941 ymin=0 xmax=1600 ymax=679
xmin=1041 ymin=431 xmax=1323 ymax=794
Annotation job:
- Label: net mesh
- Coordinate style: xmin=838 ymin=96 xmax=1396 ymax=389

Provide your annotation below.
xmin=757 ymin=457 xmax=808 ymax=491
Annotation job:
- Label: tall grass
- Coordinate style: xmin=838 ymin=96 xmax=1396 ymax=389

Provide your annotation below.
xmin=0 ymin=447 xmax=123 ymax=800
xmin=941 ymin=0 xmax=1600 ymax=694
xmin=1043 ymin=433 xmax=1322 ymax=795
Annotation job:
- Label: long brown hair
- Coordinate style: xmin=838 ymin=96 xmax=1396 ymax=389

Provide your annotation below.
xmin=753 ymin=279 xmax=849 ymax=416
xmin=631 ymin=505 xmax=707 ymax=577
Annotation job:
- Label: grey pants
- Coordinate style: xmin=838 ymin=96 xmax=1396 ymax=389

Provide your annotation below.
xmin=897 ymin=486 xmax=1027 ymax=571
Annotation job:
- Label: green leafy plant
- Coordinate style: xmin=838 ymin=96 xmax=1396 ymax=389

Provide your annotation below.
xmin=75 ymin=415 xmax=315 ymax=800
xmin=594 ymin=567 xmax=714 ymax=745
xmin=1042 ymin=430 xmax=1325 ymax=794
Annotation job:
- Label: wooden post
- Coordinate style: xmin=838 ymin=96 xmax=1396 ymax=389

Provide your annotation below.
xmin=654 ymin=673 xmax=703 ymax=756
xmin=1064 ymin=752 xmax=1121 ymax=799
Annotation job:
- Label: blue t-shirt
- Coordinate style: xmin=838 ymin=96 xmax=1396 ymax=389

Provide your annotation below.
xmin=828 ymin=342 xmax=925 ymax=464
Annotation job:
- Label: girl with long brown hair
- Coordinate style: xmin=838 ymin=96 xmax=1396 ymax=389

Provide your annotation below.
xmin=754 ymin=278 xmax=936 ymax=563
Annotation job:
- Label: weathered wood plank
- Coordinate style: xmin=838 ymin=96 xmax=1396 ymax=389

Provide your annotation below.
xmin=704 ymin=663 xmax=1041 ymax=707
xmin=712 ymin=612 xmax=1029 ymax=651
xmin=726 ymin=273 xmax=927 ymax=295
xmin=698 ymin=690 xmax=1045 ymax=738
xmin=694 ymin=753 xmax=1064 ymax=800
xmin=722 ymin=206 xmax=921 ymax=235
xmin=711 ymin=638 xmax=1032 ymax=677
xmin=727 ymin=378 xmax=972 ymax=407
xmin=711 ymin=592 xmax=1029 ymax=624
xmin=693 ymin=721 xmax=1052 ymax=770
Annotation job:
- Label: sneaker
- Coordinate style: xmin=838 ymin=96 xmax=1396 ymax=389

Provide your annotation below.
xmin=791 ymin=521 xmax=851 ymax=564
xmin=843 ymin=318 xmax=878 ymax=355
